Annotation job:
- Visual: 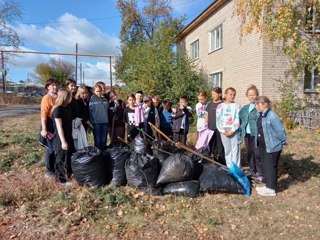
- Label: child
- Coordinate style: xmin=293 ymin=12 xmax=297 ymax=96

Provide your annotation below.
xmin=66 ymin=78 xmax=79 ymax=119
xmin=206 ymin=87 xmax=225 ymax=165
xmin=89 ymin=84 xmax=109 ymax=150
xmin=238 ymin=85 xmax=263 ymax=180
xmin=172 ymin=96 xmax=193 ymax=145
xmin=123 ymin=94 xmax=139 ymax=141
xmin=255 ymin=96 xmax=286 ymax=197
xmin=142 ymin=95 xmax=158 ymax=139
xmin=75 ymin=86 xmax=90 ymax=132
xmin=52 ymin=88 xmax=75 ymax=184
xmin=134 ymin=90 xmax=145 ymax=129
xmin=108 ymin=91 xmax=126 ymax=145
xmin=160 ymin=99 xmax=173 ymax=139
xmin=195 ymin=91 xmax=208 ymax=131
xmin=216 ymin=87 xmax=240 ymax=168
xmin=40 ymin=77 xmax=58 ymax=177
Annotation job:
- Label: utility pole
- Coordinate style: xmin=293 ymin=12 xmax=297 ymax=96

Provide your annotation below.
xmin=1 ymin=51 xmax=5 ymax=93
xmin=109 ymin=56 xmax=112 ymax=88
xmin=79 ymin=63 xmax=82 ymax=84
xmin=75 ymin=43 xmax=78 ymax=82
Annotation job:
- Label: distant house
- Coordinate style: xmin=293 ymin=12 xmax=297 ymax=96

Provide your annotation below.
xmin=177 ymin=0 xmax=319 ymax=105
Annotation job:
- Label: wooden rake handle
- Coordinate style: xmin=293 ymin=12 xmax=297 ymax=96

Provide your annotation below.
xmin=175 ymin=142 xmax=228 ymax=171
xmin=148 ymin=122 xmax=175 ymax=144
xmin=117 ymin=136 xmax=131 ymax=147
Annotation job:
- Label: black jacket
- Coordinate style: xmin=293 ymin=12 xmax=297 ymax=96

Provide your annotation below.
xmin=172 ymin=106 xmax=192 ymax=133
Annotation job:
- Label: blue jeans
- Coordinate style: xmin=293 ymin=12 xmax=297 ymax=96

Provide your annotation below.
xmin=93 ymin=123 xmax=108 ymax=150
xmin=45 ymin=138 xmax=55 ymax=174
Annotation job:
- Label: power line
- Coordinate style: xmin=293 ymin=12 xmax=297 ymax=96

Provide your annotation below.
xmin=21 ymin=15 xmax=121 ymax=25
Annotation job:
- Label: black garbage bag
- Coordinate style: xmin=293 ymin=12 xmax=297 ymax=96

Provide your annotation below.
xmin=125 ymin=152 xmax=159 ymax=192
xmin=71 ymin=146 xmax=108 ymax=187
xmin=103 ymin=146 xmax=131 ymax=186
xmin=131 ymin=134 xmax=152 ymax=155
xmin=199 ymin=163 xmax=245 ymax=194
xmin=151 ymin=140 xmax=176 ymax=166
xmin=156 ymin=153 xmax=194 ymax=184
xmin=163 ymin=180 xmax=200 ymax=198
xmin=187 ymin=147 xmax=210 ymax=180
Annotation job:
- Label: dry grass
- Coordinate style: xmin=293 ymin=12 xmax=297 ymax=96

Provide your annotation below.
xmin=0 ymin=114 xmax=320 ymax=239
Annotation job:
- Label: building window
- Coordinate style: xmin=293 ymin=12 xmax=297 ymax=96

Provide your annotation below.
xmin=209 ymin=72 xmax=223 ymax=88
xmin=304 ymin=67 xmax=319 ymax=92
xmin=306 ymin=4 xmax=320 ymax=33
xmin=190 ymin=39 xmax=199 ymax=60
xmin=209 ymin=24 xmax=223 ymax=52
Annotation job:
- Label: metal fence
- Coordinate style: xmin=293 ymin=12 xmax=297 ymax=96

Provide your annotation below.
xmin=0 ymin=93 xmax=41 ymax=105
xmin=288 ymin=109 xmax=320 ymax=130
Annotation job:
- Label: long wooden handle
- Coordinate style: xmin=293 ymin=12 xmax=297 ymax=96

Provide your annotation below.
xmin=151 ymin=147 xmax=172 ymax=156
xmin=148 ymin=122 xmax=174 ymax=144
xmin=117 ymin=136 xmax=130 ymax=147
xmin=175 ymin=142 xmax=228 ymax=171
xmin=137 ymin=128 xmax=155 ymax=141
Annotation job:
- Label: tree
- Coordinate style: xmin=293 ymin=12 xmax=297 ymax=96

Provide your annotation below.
xmin=0 ymin=0 xmax=22 ymax=51
xmin=235 ymin=0 xmax=320 ymax=76
xmin=117 ymin=0 xmax=173 ymax=44
xmin=116 ymin=0 xmax=208 ymax=106
xmin=34 ymin=59 xmax=75 ymax=86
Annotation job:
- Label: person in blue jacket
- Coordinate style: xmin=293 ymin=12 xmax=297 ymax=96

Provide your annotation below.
xmin=89 ymin=84 xmax=109 ymax=150
xmin=255 ymin=96 xmax=286 ymax=197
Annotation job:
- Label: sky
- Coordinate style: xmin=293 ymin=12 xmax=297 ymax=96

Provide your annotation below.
xmin=7 ymin=0 xmax=214 ymax=86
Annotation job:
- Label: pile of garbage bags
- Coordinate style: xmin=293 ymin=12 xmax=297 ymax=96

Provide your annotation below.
xmin=71 ymin=135 xmax=249 ymax=198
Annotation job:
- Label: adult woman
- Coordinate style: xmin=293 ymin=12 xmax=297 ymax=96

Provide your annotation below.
xmin=40 ymin=78 xmax=58 ymax=177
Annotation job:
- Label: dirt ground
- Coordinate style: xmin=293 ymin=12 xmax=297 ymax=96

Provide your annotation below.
xmin=0 ymin=114 xmax=319 ymax=239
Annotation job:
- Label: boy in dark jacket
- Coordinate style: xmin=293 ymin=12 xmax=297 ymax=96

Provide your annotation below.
xmin=172 ymin=96 xmax=193 ymax=145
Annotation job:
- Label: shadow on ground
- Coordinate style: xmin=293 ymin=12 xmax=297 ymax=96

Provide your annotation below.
xmin=278 ymin=153 xmax=320 ymax=192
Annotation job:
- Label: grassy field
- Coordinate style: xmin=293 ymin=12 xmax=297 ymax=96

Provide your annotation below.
xmin=0 ymin=114 xmax=319 ymax=239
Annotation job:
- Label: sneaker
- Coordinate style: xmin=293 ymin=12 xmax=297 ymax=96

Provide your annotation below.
xmin=256 ymin=186 xmax=267 ymax=192
xmin=45 ymin=172 xmax=55 ymax=179
xmin=257 ymin=187 xmax=276 ymax=197
xmin=59 ymin=181 xmax=72 ymax=187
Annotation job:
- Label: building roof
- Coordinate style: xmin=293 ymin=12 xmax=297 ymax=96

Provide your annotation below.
xmin=177 ymin=0 xmax=229 ymax=40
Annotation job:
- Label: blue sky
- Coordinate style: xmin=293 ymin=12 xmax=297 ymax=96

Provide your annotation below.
xmin=8 ymin=0 xmax=214 ymax=86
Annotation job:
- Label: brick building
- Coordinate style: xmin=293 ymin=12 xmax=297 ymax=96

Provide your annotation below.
xmin=177 ymin=0 xmax=318 ymax=106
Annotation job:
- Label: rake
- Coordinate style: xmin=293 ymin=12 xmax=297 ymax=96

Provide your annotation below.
xmin=148 ymin=122 xmax=251 ymax=196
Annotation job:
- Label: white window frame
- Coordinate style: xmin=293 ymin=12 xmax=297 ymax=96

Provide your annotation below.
xmin=190 ymin=39 xmax=199 ymax=60
xmin=209 ymin=24 xmax=223 ymax=52
xmin=306 ymin=4 xmax=320 ymax=33
xmin=304 ymin=67 xmax=319 ymax=92
xmin=208 ymin=71 xmax=223 ymax=88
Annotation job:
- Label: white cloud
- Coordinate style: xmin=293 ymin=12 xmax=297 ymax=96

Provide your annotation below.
xmin=14 ymin=13 xmax=119 ymax=55
xmin=80 ymin=60 xmax=116 ymax=87
xmin=7 ymin=13 xmax=119 ymax=84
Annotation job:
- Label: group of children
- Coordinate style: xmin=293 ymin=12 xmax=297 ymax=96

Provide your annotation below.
xmin=195 ymin=85 xmax=286 ymax=197
xmin=40 ymin=78 xmax=286 ymax=196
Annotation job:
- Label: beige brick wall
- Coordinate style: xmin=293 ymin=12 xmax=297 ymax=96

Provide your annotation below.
xmin=261 ymin=40 xmax=291 ymax=103
xmin=179 ymin=0 xmax=293 ymax=106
